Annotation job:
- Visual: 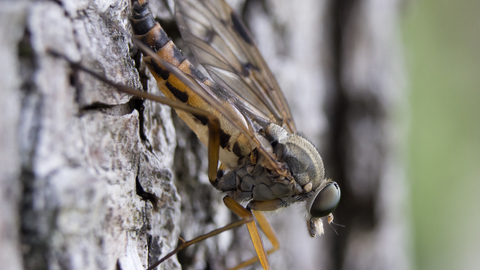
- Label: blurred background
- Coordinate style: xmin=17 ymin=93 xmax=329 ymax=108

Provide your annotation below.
xmin=404 ymin=0 xmax=480 ymax=269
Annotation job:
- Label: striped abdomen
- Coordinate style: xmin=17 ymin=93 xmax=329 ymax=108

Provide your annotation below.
xmin=130 ymin=0 xmax=252 ymax=169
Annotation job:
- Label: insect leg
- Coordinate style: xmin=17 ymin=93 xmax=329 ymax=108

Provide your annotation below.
xmin=254 ymin=211 xmax=280 ymax=255
xmin=49 ymin=52 xmax=268 ymax=269
xmin=50 ymin=50 xmax=222 ymax=185
xmin=145 ymin=196 xmax=269 ymax=270
xmin=223 ymin=197 xmax=270 ymax=270
xmin=226 ymin=211 xmax=279 ymax=270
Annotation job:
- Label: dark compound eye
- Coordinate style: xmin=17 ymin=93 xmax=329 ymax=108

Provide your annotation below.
xmin=309 ymin=182 xmax=341 ymax=218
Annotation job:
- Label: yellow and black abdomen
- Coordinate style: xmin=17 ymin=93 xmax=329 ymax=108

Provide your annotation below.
xmin=130 ymin=0 xmax=252 ymax=169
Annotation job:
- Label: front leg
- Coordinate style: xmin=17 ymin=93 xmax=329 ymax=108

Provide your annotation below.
xmin=146 ymin=196 xmax=270 ymax=270
xmin=227 ymin=210 xmax=280 ymax=270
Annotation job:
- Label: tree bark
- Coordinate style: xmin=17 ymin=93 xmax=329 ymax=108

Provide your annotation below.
xmin=0 ymin=0 xmax=411 ymax=270
xmin=1 ymin=1 xmax=180 ymax=269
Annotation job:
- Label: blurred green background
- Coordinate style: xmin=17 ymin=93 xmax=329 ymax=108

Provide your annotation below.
xmin=403 ymin=0 xmax=480 ymax=269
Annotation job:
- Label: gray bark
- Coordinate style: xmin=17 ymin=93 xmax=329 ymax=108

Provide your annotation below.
xmin=1 ymin=1 xmax=180 ymax=270
xmin=0 ymin=0 xmax=411 ymax=270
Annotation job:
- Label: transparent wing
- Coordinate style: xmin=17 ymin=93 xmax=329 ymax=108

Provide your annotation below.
xmin=132 ymin=37 xmax=284 ymax=171
xmin=174 ymin=0 xmax=297 ymax=133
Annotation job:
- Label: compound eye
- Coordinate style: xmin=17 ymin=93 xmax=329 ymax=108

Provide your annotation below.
xmin=309 ymin=182 xmax=341 ymax=218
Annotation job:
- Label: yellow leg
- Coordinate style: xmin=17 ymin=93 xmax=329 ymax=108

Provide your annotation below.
xmin=145 ymin=196 xmax=269 ymax=270
xmin=223 ymin=197 xmax=270 ymax=270
xmin=49 ymin=51 xmax=270 ymax=270
xmin=227 ymin=211 xmax=279 ymax=270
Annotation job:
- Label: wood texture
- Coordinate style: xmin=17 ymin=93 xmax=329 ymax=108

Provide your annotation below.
xmin=0 ymin=0 xmax=411 ymax=270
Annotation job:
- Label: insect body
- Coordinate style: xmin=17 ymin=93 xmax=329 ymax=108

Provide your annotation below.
xmin=129 ymin=0 xmax=341 ymax=269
